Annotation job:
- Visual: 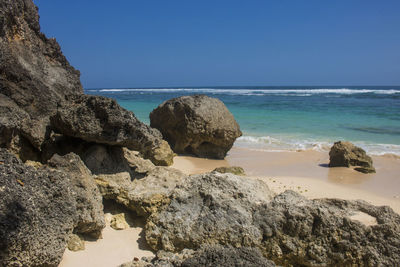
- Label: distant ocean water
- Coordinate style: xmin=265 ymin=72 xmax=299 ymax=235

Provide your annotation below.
xmin=86 ymin=86 xmax=400 ymax=156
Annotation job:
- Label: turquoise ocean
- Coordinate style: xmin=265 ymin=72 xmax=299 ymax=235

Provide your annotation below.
xmin=86 ymin=86 xmax=400 ymax=156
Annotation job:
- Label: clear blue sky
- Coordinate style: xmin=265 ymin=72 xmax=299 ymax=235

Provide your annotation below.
xmin=34 ymin=0 xmax=400 ymax=88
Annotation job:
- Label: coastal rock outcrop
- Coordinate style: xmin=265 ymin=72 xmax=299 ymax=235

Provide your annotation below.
xmin=150 ymin=95 xmax=242 ymax=159
xmin=0 ymin=0 xmax=174 ymax=165
xmin=145 ymin=173 xmax=273 ymax=251
xmin=329 ymin=141 xmax=375 ymax=173
xmin=121 ymin=245 xmax=276 ymax=267
xmin=0 ymin=149 xmax=104 ymax=266
xmin=50 ymin=95 xmax=174 ymax=166
xmin=145 ymin=173 xmax=400 ymax=266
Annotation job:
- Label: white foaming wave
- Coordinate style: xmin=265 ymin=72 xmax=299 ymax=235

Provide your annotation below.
xmin=235 ymin=135 xmax=400 ymax=156
xmin=95 ymin=88 xmax=400 ymax=95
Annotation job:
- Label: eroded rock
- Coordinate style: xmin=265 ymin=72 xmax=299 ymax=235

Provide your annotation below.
xmin=67 ymin=234 xmax=85 ymax=252
xmin=145 ymin=173 xmax=400 ymax=266
xmin=329 ymin=141 xmax=375 ymax=173
xmin=110 ymin=213 xmax=129 ymax=230
xmin=0 ymin=149 xmax=103 ymax=266
xmin=150 ymin=95 xmax=242 ymax=159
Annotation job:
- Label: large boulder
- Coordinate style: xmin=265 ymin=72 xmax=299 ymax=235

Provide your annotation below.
xmin=150 ymin=95 xmax=242 ymax=159
xmin=0 ymin=149 xmax=104 ymax=266
xmin=329 ymin=141 xmax=375 ymax=173
xmin=50 ymin=95 xmax=174 ymax=166
xmin=145 ymin=173 xmax=400 ymax=266
xmin=0 ymin=0 xmax=174 ymax=166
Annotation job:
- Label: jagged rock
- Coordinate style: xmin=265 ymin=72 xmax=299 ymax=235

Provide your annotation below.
xmin=145 ymin=173 xmax=400 ymax=266
xmin=213 ymin=166 xmax=245 ymax=176
xmin=329 ymin=141 xmax=375 ymax=173
xmin=50 ymin=95 xmax=174 ymax=165
xmin=145 ymin=173 xmax=273 ymax=251
xmin=0 ymin=0 xmax=174 ymax=166
xmin=0 ymin=149 xmax=103 ymax=266
xmin=120 ymin=246 xmax=276 ymax=267
xmin=48 ymin=153 xmax=105 ymax=237
xmin=110 ymin=213 xmax=129 ymax=230
xmin=95 ymin=164 xmax=186 ymax=217
xmin=67 ymin=234 xmax=85 ymax=252
xmin=150 ymin=95 xmax=242 ymax=159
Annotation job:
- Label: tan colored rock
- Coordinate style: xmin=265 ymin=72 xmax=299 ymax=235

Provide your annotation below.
xmin=213 ymin=166 xmax=245 ymax=176
xmin=67 ymin=234 xmax=85 ymax=251
xmin=95 ymin=166 xmax=186 ymax=217
xmin=110 ymin=213 xmax=129 ymax=230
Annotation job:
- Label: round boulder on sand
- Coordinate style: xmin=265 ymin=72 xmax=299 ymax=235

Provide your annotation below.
xmin=329 ymin=141 xmax=375 ymax=173
xmin=150 ymin=95 xmax=242 ymax=159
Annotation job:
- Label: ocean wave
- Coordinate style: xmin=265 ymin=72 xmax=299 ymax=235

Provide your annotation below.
xmin=235 ymin=135 xmax=400 ymax=156
xmin=91 ymin=88 xmax=400 ymax=96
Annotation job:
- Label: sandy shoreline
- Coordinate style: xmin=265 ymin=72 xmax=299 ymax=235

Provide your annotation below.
xmin=172 ymin=146 xmax=400 ymax=214
xmin=60 ymin=145 xmax=400 ymax=266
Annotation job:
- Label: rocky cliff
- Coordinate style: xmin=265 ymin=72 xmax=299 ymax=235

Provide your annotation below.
xmin=0 ymin=0 xmax=174 ymax=165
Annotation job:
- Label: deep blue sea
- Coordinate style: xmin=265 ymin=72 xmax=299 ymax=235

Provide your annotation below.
xmin=86 ymin=86 xmax=400 ymax=156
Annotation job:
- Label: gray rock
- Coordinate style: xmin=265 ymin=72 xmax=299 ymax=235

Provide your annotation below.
xmin=150 ymin=95 xmax=242 ymax=159
xmin=0 ymin=149 xmax=99 ymax=266
xmin=145 ymin=173 xmax=273 ymax=251
xmin=329 ymin=141 xmax=375 ymax=173
xmin=145 ymin=173 xmax=400 ymax=266
xmin=50 ymin=94 xmax=174 ymax=166
xmin=48 ymin=153 xmax=105 ymax=238
xmin=120 ymin=246 xmax=276 ymax=267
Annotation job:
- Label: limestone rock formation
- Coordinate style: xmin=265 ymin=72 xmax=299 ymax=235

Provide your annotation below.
xmin=0 ymin=149 xmax=104 ymax=266
xmin=329 ymin=141 xmax=375 ymax=173
xmin=50 ymin=95 xmax=174 ymax=166
xmin=48 ymin=153 xmax=105 ymax=237
xmin=145 ymin=173 xmax=400 ymax=266
xmin=150 ymin=95 xmax=242 ymax=159
xmin=120 ymin=245 xmax=276 ymax=267
xmin=95 ymin=166 xmax=186 ymax=217
xmin=213 ymin=166 xmax=245 ymax=176
xmin=145 ymin=173 xmax=273 ymax=251
xmin=0 ymin=0 xmax=174 ymax=165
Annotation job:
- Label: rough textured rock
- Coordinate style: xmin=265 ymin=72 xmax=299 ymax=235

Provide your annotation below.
xmin=48 ymin=153 xmax=105 ymax=237
xmin=145 ymin=173 xmax=400 ymax=266
xmin=67 ymin=234 xmax=85 ymax=252
xmin=0 ymin=149 xmax=103 ymax=266
xmin=95 ymin=166 xmax=186 ymax=217
xmin=110 ymin=213 xmax=129 ymax=230
xmin=50 ymin=95 xmax=174 ymax=165
xmin=213 ymin=166 xmax=245 ymax=176
xmin=0 ymin=0 xmax=174 ymax=166
xmin=145 ymin=173 xmax=273 ymax=251
xmin=150 ymin=95 xmax=242 ymax=159
xmin=329 ymin=141 xmax=375 ymax=173
xmin=120 ymin=246 xmax=276 ymax=267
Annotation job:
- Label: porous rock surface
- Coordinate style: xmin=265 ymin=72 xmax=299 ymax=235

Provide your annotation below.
xmin=329 ymin=141 xmax=375 ymax=173
xmin=0 ymin=149 xmax=104 ymax=266
xmin=0 ymin=0 xmax=174 ymax=165
xmin=145 ymin=173 xmax=400 ymax=266
xmin=150 ymin=95 xmax=242 ymax=159
xmin=120 ymin=245 xmax=276 ymax=267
